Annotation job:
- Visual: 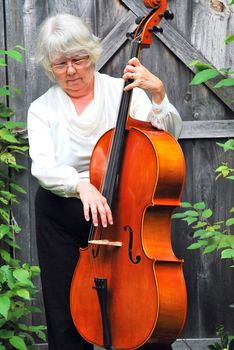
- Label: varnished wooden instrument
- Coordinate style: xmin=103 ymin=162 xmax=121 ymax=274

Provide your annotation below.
xmin=70 ymin=1 xmax=187 ymax=348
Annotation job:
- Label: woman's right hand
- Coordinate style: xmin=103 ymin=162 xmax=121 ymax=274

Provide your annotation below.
xmin=76 ymin=181 xmax=113 ymax=228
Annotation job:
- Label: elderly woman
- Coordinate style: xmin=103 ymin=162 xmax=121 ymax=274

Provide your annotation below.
xmin=28 ymin=13 xmax=181 ymax=350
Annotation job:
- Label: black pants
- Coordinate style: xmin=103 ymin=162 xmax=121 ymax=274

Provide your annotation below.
xmin=35 ymin=187 xmax=92 ymax=350
xmin=35 ymin=187 xmax=173 ymax=350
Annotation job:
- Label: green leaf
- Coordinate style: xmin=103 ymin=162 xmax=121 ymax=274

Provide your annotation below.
xmin=172 ymin=212 xmax=187 ymax=219
xmin=4 ymin=49 xmax=23 ymax=62
xmin=3 ymin=121 xmax=27 ymax=130
xmin=229 ymin=0 xmax=234 ymax=5
xmin=202 ymin=209 xmax=213 ymax=218
xmin=183 ymin=210 xmax=199 ymax=217
xmin=9 ymin=336 xmax=27 ymax=350
xmin=182 ymin=217 xmax=198 ymax=225
xmin=1 ymin=265 xmax=15 ymax=289
xmin=227 ymin=176 xmax=234 ymax=180
xmin=0 ymin=330 xmax=14 ymax=339
xmin=11 ymin=224 xmax=21 ymax=233
xmin=15 ymin=45 xmax=26 ymax=51
xmin=0 ymin=190 xmax=17 ymax=201
xmin=216 ymin=164 xmax=229 ymax=172
xmin=0 ymin=105 xmax=15 ymax=118
xmin=193 ymin=202 xmax=206 ymax=210
xmin=181 ymin=202 xmax=192 ymax=208
xmin=221 ymin=248 xmax=234 ymax=259
xmin=0 ymin=87 xmax=10 ymax=97
xmin=0 ymin=249 xmax=11 ymax=262
xmin=0 ymin=197 xmax=8 ymax=205
xmin=221 ymin=334 xmax=229 ymax=348
xmin=0 ymin=224 xmax=10 ymax=239
xmin=0 ymin=153 xmax=16 ymax=166
xmin=30 ymin=266 xmax=40 ymax=274
xmin=0 ymin=58 xmax=6 ymax=66
xmin=187 ymin=240 xmax=207 ymax=250
xmin=13 ymin=269 xmax=34 ymax=287
xmin=193 ymin=229 xmax=208 ymax=238
xmin=190 ymin=69 xmax=219 ymax=85
xmin=218 ymin=236 xmax=233 ymax=249
xmin=189 ymin=60 xmax=213 ymax=72
xmin=0 ymin=295 xmax=10 ymax=319
xmin=10 ymin=182 xmax=26 ymax=194
xmin=192 ymin=221 xmax=208 ymax=228
xmin=226 ymin=218 xmax=234 ymax=226
xmin=8 ymin=145 xmax=29 ymax=153
xmin=5 ymin=238 xmax=21 ymax=249
xmin=200 ymin=231 xmax=217 ymax=239
xmin=0 ymin=128 xmax=19 ymax=144
xmin=216 ymin=139 xmax=234 ymax=152
xmin=16 ymin=289 xmax=31 ymax=300
xmin=0 ymin=209 xmax=10 ymax=224
xmin=203 ymin=244 xmax=217 ymax=254
xmin=214 ymin=78 xmax=234 ymax=88
xmin=225 ymin=34 xmax=234 ymax=45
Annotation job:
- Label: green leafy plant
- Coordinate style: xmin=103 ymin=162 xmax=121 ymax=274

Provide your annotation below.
xmin=172 ymin=199 xmax=234 ymax=269
xmin=172 ymin=139 xmax=234 ymax=310
xmin=188 ymin=22 xmax=234 ymax=89
xmin=208 ymin=325 xmax=234 ymax=350
xmin=189 ymin=60 xmax=234 ymax=89
xmin=0 ymin=47 xmax=46 ymax=349
xmin=175 ymin=24 xmax=234 ymax=346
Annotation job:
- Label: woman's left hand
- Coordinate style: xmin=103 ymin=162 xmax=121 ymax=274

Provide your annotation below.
xmin=123 ymin=57 xmax=165 ymax=104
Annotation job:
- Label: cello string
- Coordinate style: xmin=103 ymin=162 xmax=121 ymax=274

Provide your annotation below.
xmin=87 ymin=38 xmax=141 ymax=284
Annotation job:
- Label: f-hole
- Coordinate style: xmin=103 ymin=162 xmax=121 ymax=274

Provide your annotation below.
xmin=124 ymin=225 xmax=141 ymax=264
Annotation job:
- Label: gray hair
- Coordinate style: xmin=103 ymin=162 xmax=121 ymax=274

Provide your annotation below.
xmin=35 ymin=13 xmax=101 ymax=80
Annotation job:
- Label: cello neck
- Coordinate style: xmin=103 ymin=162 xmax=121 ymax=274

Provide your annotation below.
xmin=101 ymin=39 xmax=141 ymax=207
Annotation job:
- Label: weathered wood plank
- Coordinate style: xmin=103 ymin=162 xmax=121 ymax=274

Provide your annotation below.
xmin=180 ymin=120 xmax=234 ymax=139
xmin=191 ymin=1 xmax=233 ymax=68
xmin=97 ymin=11 xmax=136 ymax=71
xmin=121 ymin=0 xmax=234 ymax=112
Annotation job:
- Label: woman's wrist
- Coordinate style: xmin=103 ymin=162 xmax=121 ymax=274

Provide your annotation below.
xmin=151 ymin=82 xmax=166 ymax=104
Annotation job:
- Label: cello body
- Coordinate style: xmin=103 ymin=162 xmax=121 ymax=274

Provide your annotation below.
xmin=70 ymin=118 xmax=187 ymax=348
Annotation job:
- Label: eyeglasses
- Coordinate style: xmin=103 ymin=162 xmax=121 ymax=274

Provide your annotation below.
xmin=51 ymin=55 xmax=90 ymax=73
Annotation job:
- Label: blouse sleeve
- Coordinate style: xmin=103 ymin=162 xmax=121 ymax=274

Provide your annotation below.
xmin=27 ymin=104 xmax=80 ymax=197
xmin=130 ymin=87 xmax=182 ymax=139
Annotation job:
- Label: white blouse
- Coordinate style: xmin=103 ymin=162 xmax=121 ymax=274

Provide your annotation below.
xmin=27 ymin=72 xmax=182 ymax=197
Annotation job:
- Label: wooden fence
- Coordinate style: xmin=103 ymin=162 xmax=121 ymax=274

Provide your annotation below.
xmin=1 ymin=0 xmax=234 ymax=348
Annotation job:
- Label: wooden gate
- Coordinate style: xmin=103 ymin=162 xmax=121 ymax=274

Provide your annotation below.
xmin=1 ymin=0 xmax=234 ymax=348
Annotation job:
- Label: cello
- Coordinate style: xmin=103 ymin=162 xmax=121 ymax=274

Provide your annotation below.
xmin=70 ymin=1 xmax=187 ymax=348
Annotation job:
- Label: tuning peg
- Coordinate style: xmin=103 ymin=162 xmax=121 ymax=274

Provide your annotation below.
xmin=149 ymin=26 xmax=163 ymax=34
xmin=162 ymin=10 xmax=174 ymax=20
xmin=135 ymin=16 xmax=144 ymax=24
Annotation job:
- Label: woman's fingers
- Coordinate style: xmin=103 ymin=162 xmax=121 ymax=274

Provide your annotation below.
xmin=77 ymin=181 xmax=113 ymax=227
xmin=83 ymin=202 xmax=90 ymax=222
xmin=122 ymin=58 xmax=165 ymax=103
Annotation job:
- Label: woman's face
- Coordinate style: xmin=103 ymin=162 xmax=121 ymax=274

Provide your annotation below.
xmin=51 ymin=55 xmax=94 ymax=97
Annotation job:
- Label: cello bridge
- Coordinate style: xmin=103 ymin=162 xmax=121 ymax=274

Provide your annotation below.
xmin=88 ymin=239 xmax=122 ymax=247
